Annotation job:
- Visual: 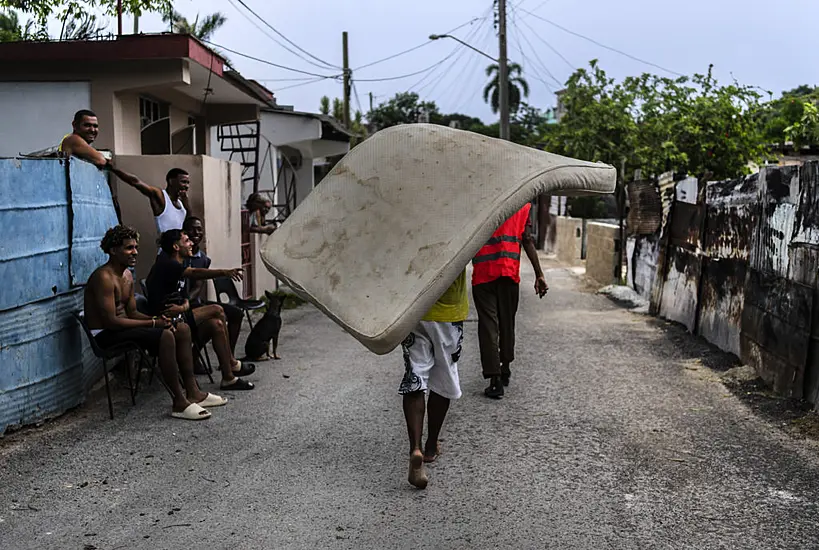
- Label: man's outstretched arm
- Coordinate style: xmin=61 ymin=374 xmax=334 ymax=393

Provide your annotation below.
xmin=110 ymin=168 xmax=164 ymax=215
xmin=61 ymin=135 xmax=107 ymax=169
xmin=183 ymin=267 xmax=243 ymax=282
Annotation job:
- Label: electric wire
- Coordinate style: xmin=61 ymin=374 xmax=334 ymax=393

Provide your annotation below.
xmin=227 ymin=0 xmax=341 ymax=71
xmin=232 ymin=0 xmax=340 ymax=69
xmin=201 ymin=39 xmax=342 ymax=78
xmin=518 ymin=8 xmax=684 ymax=76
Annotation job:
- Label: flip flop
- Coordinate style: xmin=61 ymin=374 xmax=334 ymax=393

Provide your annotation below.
xmin=197 ymin=393 xmax=228 ymax=408
xmin=220 ymin=378 xmax=255 ymax=391
xmin=171 ymin=403 xmax=211 ymax=421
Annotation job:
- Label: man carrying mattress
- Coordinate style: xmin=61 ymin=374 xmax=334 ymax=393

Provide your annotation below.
xmin=473 ymin=203 xmax=548 ymax=399
xmin=400 ymin=270 xmax=468 ymax=490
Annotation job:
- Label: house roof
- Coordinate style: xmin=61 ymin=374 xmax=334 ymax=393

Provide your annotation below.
xmin=262 ymin=106 xmax=355 ymax=141
xmin=0 ymin=33 xmax=276 ymax=105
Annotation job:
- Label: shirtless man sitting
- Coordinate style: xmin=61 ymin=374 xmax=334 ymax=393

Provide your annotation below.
xmin=84 ymin=225 xmax=228 ymax=421
xmin=60 ymin=109 xmax=108 ymax=169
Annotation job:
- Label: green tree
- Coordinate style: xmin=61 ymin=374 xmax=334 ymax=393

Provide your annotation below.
xmin=759 ymin=85 xmax=819 ymax=145
xmin=785 ymin=101 xmax=819 ymax=148
xmin=0 ymin=10 xmax=27 ymax=41
xmin=483 ymin=62 xmax=529 ymax=114
xmin=318 ymin=96 xmax=367 ymax=145
xmin=546 ymin=60 xmax=764 ymax=181
xmin=367 ymin=92 xmax=439 ymax=130
xmin=0 ymin=0 xmax=170 ymax=26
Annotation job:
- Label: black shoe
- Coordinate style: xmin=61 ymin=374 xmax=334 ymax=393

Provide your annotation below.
xmin=501 ymin=373 xmax=510 ymax=387
xmin=484 ymin=377 xmax=504 ymax=399
xmin=220 ymin=378 xmax=255 ymax=391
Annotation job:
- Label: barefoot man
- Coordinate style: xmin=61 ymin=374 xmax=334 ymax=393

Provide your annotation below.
xmin=400 ymin=270 xmax=468 ymax=489
xmin=84 ymin=226 xmax=227 ymax=420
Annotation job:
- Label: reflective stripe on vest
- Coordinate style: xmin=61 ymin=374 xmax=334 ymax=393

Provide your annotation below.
xmin=471 ymin=203 xmax=531 ymax=286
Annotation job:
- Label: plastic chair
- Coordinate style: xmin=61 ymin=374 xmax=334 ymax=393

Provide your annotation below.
xmin=73 ymin=311 xmax=164 ymax=420
xmin=212 ymin=277 xmax=265 ymax=329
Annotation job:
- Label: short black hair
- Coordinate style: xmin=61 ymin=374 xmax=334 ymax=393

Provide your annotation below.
xmin=166 ymin=168 xmax=189 ymax=183
xmin=183 ymin=216 xmax=203 ymax=231
xmin=73 ymin=109 xmax=97 ymax=125
xmin=100 ymin=225 xmax=139 ymax=254
xmin=159 ymin=229 xmax=184 ymax=254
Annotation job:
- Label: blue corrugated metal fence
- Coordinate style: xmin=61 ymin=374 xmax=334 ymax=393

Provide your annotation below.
xmin=0 ymin=158 xmax=118 ymax=434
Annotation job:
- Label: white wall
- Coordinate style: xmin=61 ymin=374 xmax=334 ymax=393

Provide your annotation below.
xmin=0 ymin=82 xmax=91 ymax=157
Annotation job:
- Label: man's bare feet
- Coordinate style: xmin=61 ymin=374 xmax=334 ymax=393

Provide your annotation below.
xmin=423 ymin=441 xmax=441 ymax=463
xmin=408 ymin=450 xmax=428 ymax=489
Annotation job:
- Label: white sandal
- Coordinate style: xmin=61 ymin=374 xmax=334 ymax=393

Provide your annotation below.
xmin=171 ymin=403 xmax=211 ymax=421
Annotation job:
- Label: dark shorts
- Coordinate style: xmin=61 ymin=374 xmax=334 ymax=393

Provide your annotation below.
xmin=94 ymin=327 xmax=165 ymax=356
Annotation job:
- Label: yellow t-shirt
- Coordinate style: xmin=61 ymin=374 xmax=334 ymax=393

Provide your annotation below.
xmin=423 ymin=270 xmax=468 ymax=323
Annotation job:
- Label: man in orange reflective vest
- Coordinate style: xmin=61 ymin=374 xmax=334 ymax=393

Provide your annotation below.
xmin=472 ymin=203 xmax=548 ymax=399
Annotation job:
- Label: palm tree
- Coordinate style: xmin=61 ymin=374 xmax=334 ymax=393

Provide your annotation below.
xmin=163 ymin=10 xmax=231 ymax=66
xmin=483 ymin=62 xmax=530 ymax=114
xmin=59 ymin=12 xmax=106 ymax=40
xmin=163 ymin=10 xmax=227 ymax=41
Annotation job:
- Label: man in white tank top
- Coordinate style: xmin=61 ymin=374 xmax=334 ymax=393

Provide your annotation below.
xmin=111 ymin=167 xmax=191 ymax=237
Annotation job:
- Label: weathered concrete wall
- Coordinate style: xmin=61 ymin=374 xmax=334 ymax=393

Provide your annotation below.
xmin=556 ymin=216 xmax=583 ymax=266
xmin=586 ymin=222 xmax=619 ymax=286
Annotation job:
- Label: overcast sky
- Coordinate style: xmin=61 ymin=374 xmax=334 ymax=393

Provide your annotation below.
xmin=131 ymin=0 xmax=818 ymax=122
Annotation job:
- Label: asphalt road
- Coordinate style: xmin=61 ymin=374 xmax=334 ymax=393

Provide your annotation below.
xmin=2 ymin=257 xmax=819 ymax=549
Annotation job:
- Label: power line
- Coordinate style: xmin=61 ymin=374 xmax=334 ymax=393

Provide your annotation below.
xmin=201 ymin=40 xmax=341 ymax=78
xmin=432 ymin=19 xmax=495 ymax=109
xmin=354 ymin=49 xmax=471 ymax=82
xmin=226 ymin=0 xmax=340 ymax=72
xmin=271 ymin=76 xmax=337 ymax=92
xmin=511 ymin=24 xmax=555 ymax=94
xmin=353 ymin=16 xmax=487 ymax=71
xmin=512 ymin=17 xmax=562 ymax=86
xmin=518 ymin=8 xmax=684 ymax=77
xmin=526 ymin=0 xmax=555 ymax=13
xmin=232 ymin=0 xmax=340 ymax=70
xmin=412 ymin=15 xmax=491 ymax=95
xmin=352 ymin=80 xmax=364 ymax=115
xmin=254 ymin=77 xmax=321 ymax=82
xmin=451 ymin=23 xmax=497 ymax=113
xmin=517 ymin=15 xmax=575 ymax=71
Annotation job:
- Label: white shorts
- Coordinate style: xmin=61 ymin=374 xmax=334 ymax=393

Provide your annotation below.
xmin=398 ymin=321 xmax=464 ymax=400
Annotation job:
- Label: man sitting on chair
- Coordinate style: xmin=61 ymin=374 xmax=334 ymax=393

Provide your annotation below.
xmin=84 ymin=225 xmax=227 ymax=421
xmin=146 ymin=229 xmax=256 ymax=391
xmin=182 ymin=216 xmax=244 ymax=355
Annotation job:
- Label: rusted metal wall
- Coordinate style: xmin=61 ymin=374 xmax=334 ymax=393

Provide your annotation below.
xmin=631 ymin=162 xmax=819 ymax=401
xmin=697 ymin=174 xmax=760 ymax=357
xmin=740 ymin=166 xmax=812 ymax=398
xmin=658 ymin=177 xmax=702 ymax=332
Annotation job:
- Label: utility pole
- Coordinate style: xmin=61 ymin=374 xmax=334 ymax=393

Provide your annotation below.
xmin=498 ymin=0 xmax=510 ymax=141
xmin=116 ymin=0 xmax=123 ymax=36
xmin=134 ymin=13 xmax=139 ymax=34
xmin=369 ymin=92 xmax=374 ymax=113
xmin=342 ymin=31 xmax=351 ymax=129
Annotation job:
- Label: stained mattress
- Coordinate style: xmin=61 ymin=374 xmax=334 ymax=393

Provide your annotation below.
xmin=261 ymin=124 xmax=616 ymax=354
